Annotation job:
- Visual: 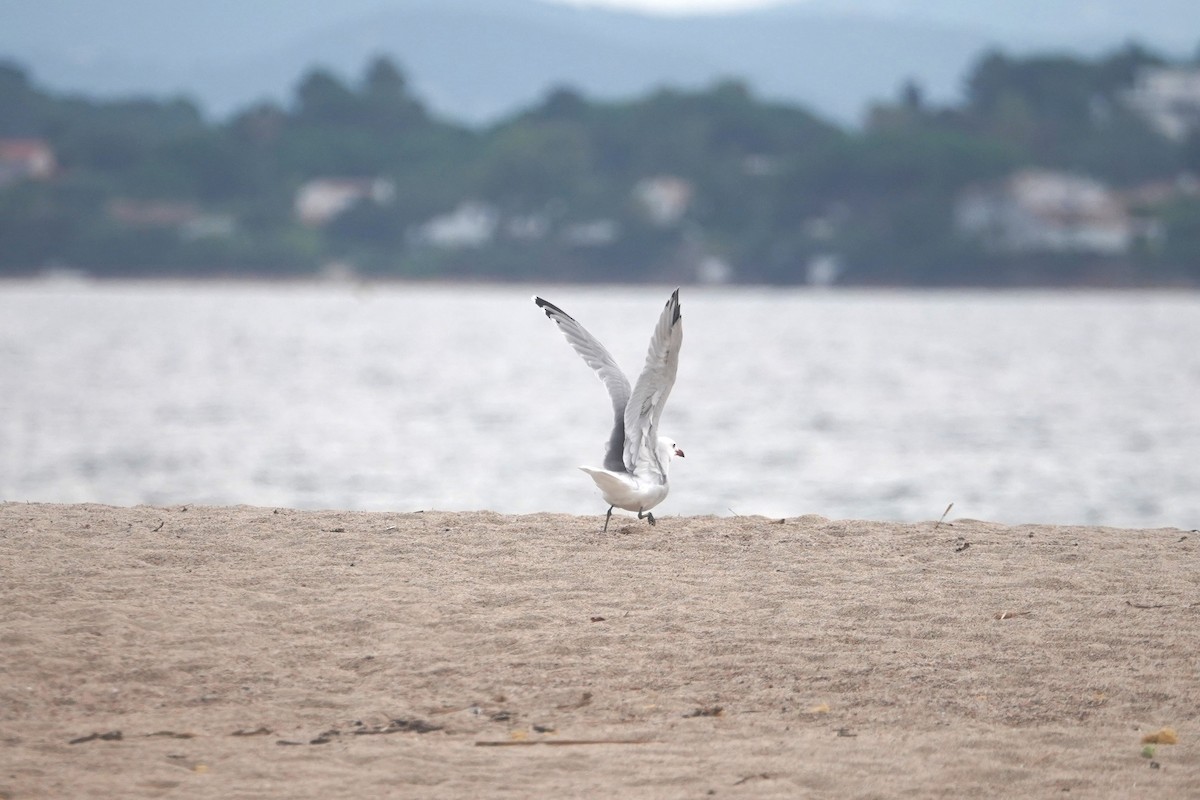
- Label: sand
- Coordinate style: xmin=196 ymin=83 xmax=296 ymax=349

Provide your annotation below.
xmin=1 ymin=502 xmax=1197 ymax=798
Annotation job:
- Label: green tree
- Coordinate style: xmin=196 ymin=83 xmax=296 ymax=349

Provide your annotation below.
xmin=294 ymin=69 xmax=361 ymax=126
xmin=360 ymin=56 xmax=428 ymax=131
xmin=0 ymin=61 xmax=45 ymax=136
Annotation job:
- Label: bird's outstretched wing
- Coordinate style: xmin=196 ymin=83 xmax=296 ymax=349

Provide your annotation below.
xmin=534 ymin=296 xmax=631 ymax=473
xmin=625 ymin=289 xmax=682 ymax=480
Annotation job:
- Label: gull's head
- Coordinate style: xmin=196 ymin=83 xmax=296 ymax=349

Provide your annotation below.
xmin=658 ymin=435 xmax=685 ymax=460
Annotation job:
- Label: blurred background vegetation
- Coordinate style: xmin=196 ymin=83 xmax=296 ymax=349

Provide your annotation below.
xmin=2 ymin=44 xmax=1200 ymax=286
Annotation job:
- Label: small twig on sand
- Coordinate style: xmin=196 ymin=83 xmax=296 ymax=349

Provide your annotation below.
xmin=994 ymin=610 xmax=1032 ymax=620
xmin=733 ymin=773 xmax=773 ymax=786
xmin=68 ymin=731 xmax=123 ymax=745
xmin=475 ymin=739 xmax=654 ymax=747
xmin=683 ymin=706 xmax=723 ymax=718
xmin=933 ymin=503 xmax=954 ymax=531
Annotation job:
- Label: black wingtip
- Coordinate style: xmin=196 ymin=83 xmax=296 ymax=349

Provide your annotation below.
xmin=533 ymin=295 xmax=573 ymax=322
xmin=669 ymin=287 xmax=681 ymax=324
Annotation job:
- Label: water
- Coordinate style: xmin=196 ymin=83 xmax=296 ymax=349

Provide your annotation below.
xmin=1 ymin=280 xmax=1197 ymax=528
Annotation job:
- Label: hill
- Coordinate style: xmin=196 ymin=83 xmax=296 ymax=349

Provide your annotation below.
xmin=1 ymin=0 xmax=1197 ymax=125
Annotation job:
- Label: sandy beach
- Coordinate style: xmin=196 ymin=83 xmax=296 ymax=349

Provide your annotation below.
xmin=1 ymin=502 xmax=1197 ymax=798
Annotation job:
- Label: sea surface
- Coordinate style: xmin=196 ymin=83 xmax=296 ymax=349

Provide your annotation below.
xmin=1 ymin=280 xmax=1197 ymax=529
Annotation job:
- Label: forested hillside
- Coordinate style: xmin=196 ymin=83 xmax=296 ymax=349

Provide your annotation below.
xmin=2 ymin=45 xmax=1199 ymax=286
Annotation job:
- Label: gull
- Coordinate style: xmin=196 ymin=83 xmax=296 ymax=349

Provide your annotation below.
xmin=533 ymin=289 xmax=684 ymax=531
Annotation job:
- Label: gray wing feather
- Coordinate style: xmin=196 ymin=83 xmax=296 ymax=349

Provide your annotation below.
xmin=624 ymin=288 xmax=682 ymax=480
xmin=534 ymin=296 xmax=631 ymax=473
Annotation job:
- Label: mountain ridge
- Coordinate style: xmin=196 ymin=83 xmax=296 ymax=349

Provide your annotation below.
xmin=0 ymin=0 xmax=1196 ymax=125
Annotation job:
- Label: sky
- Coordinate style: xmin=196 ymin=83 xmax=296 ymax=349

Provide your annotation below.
xmin=548 ymin=0 xmax=791 ymax=14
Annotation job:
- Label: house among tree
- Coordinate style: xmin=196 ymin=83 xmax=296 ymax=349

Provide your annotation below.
xmin=412 ymin=202 xmax=499 ymax=248
xmin=632 ymin=176 xmax=693 ymax=227
xmin=955 ymin=170 xmax=1135 ymax=255
xmin=1125 ymin=66 xmax=1200 ymax=142
xmin=0 ymin=139 xmax=56 ymax=187
xmin=560 ymin=219 xmax=620 ymax=248
xmin=294 ymin=178 xmax=395 ymax=226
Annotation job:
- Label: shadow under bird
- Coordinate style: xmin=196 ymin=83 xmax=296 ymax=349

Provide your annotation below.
xmin=533 ymin=289 xmax=684 ymax=531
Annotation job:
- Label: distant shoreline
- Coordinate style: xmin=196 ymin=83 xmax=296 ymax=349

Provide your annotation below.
xmin=4 ymin=272 xmax=1200 ymax=292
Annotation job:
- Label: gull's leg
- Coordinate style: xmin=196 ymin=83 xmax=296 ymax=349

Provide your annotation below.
xmin=603 ymin=505 xmax=614 ymax=532
xmin=637 ymin=508 xmax=656 ymax=526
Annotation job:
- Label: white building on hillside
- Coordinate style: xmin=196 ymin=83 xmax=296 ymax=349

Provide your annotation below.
xmin=295 ymin=178 xmax=394 ymax=226
xmin=633 ymin=176 xmax=693 ymax=226
xmin=413 ymin=202 xmax=499 ymax=248
xmin=0 ymin=139 xmax=56 ymax=187
xmin=1125 ymin=66 xmax=1200 ymax=141
xmin=956 ymin=170 xmax=1134 ymax=255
